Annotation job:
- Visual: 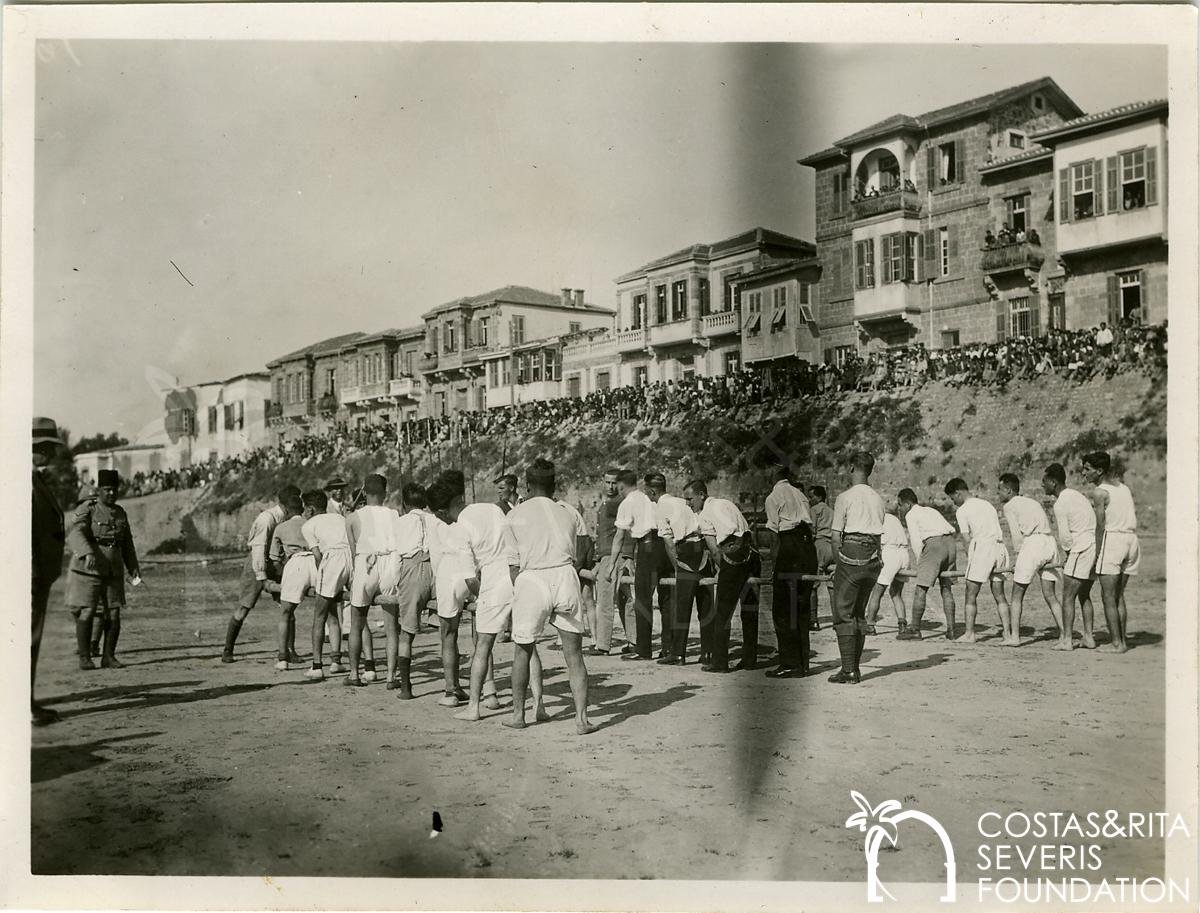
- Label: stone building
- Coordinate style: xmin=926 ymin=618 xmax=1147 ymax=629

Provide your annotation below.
xmin=267 ymin=332 xmax=365 ymax=443
xmin=733 ymin=257 xmax=824 ymax=369
xmin=333 ymin=326 xmax=427 ymax=429
xmin=798 ymin=77 xmax=1086 ymax=358
xmin=161 ymin=371 xmax=273 ymax=465
xmin=1031 ymin=99 xmax=1168 ymax=329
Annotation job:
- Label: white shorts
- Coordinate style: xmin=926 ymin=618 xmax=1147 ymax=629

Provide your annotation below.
xmin=1097 ymin=531 xmax=1140 ymax=576
xmin=1013 ymin=533 xmax=1060 ymax=586
xmin=435 ymin=573 xmax=470 ymax=619
xmin=279 ymin=553 xmax=317 ymax=604
xmin=512 ymin=564 xmax=585 ymax=644
xmin=965 ymin=539 xmax=1010 ymax=585
xmin=315 ymin=548 xmax=352 ymax=600
xmin=474 ymin=563 xmax=515 ymax=635
xmin=1062 ymin=545 xmax=1097 ymax=581
xmin=877 ymin=545 xmax=909 ymax=587
xmin=350 ymin=553 xmax=389 ymax=608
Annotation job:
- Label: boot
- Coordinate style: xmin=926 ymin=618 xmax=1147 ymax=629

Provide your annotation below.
xmin=855 ymin=631 xmax=867 ymax=679
xmin=735 ymin=613 xmax=759 ymax=670
xmin=393 ymin=656 xmax=414 ymax=700
xmin=222 ymin=615 xmax=243 ymax=662
xmin=76 ymin=618 xmax=96 ymax=670
xmin=828 ymin=633 xmax=860 ymax=684
xmin=90 ymin=615 xmax=104 ymax=657
xmin=101 ymin=617 xmax=125 ymax=669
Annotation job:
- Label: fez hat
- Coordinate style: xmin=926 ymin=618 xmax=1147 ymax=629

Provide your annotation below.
xmin=98 ymin=469 xmax=120 ymax=488
xmin=32 ymin=416 xmax=65 ymax=447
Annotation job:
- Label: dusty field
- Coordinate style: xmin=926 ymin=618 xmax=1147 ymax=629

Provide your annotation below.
xmin=32 ymin=536 xmax=1166 ymax=881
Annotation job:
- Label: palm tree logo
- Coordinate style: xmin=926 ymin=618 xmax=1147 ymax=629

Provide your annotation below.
xmin=845 ymin=791 xmax=957 ymax=903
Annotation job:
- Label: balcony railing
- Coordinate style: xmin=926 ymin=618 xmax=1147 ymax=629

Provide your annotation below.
xmin=852 ymin=188 xmax=922 ymax=221
xmin=702 ymin=310 xmax=738 ymax=336
xmin=563 ymin=337 xmax=616 ymax=359
xmin=388 ymin=377 xmax=420 ymax=399
xmin=281 ymin=399 xmax=315 ymax=419
xmin=339 ymin=386 xmax=363 ymax=405
xmin=417 ymin=353 xmax=439 ymax=372
xmin=649 ymin=318 xmax=701 ymax=347
xmin=615 ymin=327 xmax=647 ymax=352
xmin=981 ymin=241 xmax=1046 ymax=274
xmin=317 ymin=394 xmax=338 ymax=413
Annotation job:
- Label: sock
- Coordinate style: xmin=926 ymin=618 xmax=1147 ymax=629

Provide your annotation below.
xmin=311 ymin=661 xmax=323 ymax=670
xmin=397 ymin=657 xmax=412 ymax=690
xmin=75 ymin=617 xmax=92 ymax=660
xmin=104 ymin=617 xmax=121 ymax=657
xmin=854 ymin=632 xmax=866 ymax=674
xmin=223 ymin=615 xmax=244 ymax=655
xmin=363 ymin=660 xmax=376 ymax=672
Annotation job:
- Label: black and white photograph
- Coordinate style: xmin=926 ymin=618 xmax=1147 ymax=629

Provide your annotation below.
xmin=3 ymin=4 xmax=1197 ymax=911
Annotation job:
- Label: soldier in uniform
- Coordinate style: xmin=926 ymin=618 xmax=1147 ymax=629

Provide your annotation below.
xmin=66 ymin=468 xmax=140 ymax=670
xmin=32 ymin=417 xmax=67 ymax=725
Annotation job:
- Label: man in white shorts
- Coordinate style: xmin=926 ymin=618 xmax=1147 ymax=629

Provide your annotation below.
xmin=1083 ymin=451 xmax=1139 ymax=654
xmin=999 ymin=473 xmax=1064 ymax=648
xmin=1042 ymin=462 xmax=1098 ymax=650
xmin=866 ymin=507 xmax=910 ymax=636
xmin=896 ymin=489 xmax=958 ymax=641
xmin=376 ymin=482 xmax=435 ymax=698
xmin=268 ymin=489 xmax=321 ymax=670
xmin=425 ymin=471 xmax=475 ymax=707
xmin=301 ymin=493 xmax=354 ymax=679
xmin=344 ymin=474 xmax=397 ymax=686
xmin=945 ymin=478 xmax=1012 ymax=644
xmin=505 ymin=458 xmax=597 ymax=734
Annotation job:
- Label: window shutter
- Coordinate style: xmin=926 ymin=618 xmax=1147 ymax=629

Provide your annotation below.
xmin=923 ymin=229 xmax=936 ymax=275
xmin=1059 ymin=168 xmax=1070 ymax=222
xmin=854 ymin=241 xmax=864 ymax=288
xmin=842 ymin=247 xmax=853 ymax=296
xmin=1029 ymin=298 xmax=1041 ymax=338
xmin=880 ymin=235 xmax=891 ymax=284
xmin=1107 ymin=156 xmax=1119 ymax=213
xmin=1106 ymin=275 xmax=1120 ymax=325
xmin=1146 ymin=146 xmax=1158 ymax=205
xmin=947 ymin=225 xmax=959 ymax=271
xmin=926 ymin=145 xmax=936 ymax=191
xmin=996 ymin=301 xmax=1007 ymax=342
xmin=954 ymin=138 xmax=966 ymax=184
xmin=1140 ymin=269 xmax=1149 ymax=315
xmin=1093 ymin=159 xmax=1105 ymax=216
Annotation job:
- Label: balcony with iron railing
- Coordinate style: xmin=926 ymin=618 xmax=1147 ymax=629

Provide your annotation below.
xmin=388 ymin=377 xmax=421 ymax=399
xmin=615 ymin=326 xmax=647 ymax=353
xmin=649 ymin=317 xmax=701 ymax=347
xmin=852 ymin=188 xmax=922 ymax=221
xmin=317 ymin=393 xmax=338 ymax=413
xmin=563 ymin=337 xmax=616 ymax=360
xmin=702 ymin=309 xmax=739 ymax=337
xmin=281 ymin=399 xmax=315 ymax=419
xmin=981 ymin=241 xmax=1046 ymax=274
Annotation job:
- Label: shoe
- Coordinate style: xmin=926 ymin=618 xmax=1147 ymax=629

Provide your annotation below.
xmin=344 ymin=676 xmax=366 ymax=687
xmin=896 ymin=628 xmax=922 ymax=641
xmin=286 ymin=651 xmax=305 ymax=664
xmin=303 ymin=668 xmax=325 ymax=680
xmin=90 ymin=644 xmax=102 ymax=658
xmin=221 ymin=653 xmax=235 ymax=663
xmin=32 ymin=705 xmax=60 ymax=726
xmin=765 ymin=666 xmax=801 ymax=678
xmin=78 ymin=656 xmax=96 ymax=671
xmin=809 ymin=620 xmax=821 ymax=631
xmin=656 ymin=656 xmax=682 ymax=666
xmin=327 ymin=662 xmax=345 ymax=674
xmin=362 ymin=670 xmax=378 ymax=683
xmin=827 ymin=670 xmax=861 ymax=684
xmin=100 ymin=655 xmax=125 ymax=669
xmin=438 ymin=692 xmax=464 ymax=707
xmin=733 ymin=659 xmax=758 ymax=671
xmin=386 ymin=679 xmax=402 ymax=690
xmin=454 ymin=688 xmax=469 ymax=702
xmin=583 ymin=646 xmax=609 ymax=657
xmin=701 ymin=664 xmax=731 ymax=674
xmin=274 ymin=660 xmax=289 ymax=672
xmin=865 ymin=625 xmax=877 ymax=635
xmin=619 ymin=644 xmax=635 ymax=655
xmin=621 ymin=653 xmax=652 ymax=662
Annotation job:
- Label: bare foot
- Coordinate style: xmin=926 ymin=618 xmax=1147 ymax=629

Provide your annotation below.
xmin=576 ymin=721 xmax=599 ymax=735
xmin=1051 ymin=640 xmax=1074 ymax=651
xmin=1002 ymin=637 xmax=1021 ymax=647
xmin=502 ymin=718 xmax=527 ymax=730
xmin=437 ymin=693 xmax=464 ymax=708
xmin=454 ymin=705 xmax=482 ymax=722
xmin=483 ymin=694 xmax=502 ymax=711
xmin=1100 ymin=643 xmax=1129 ymax=654
xmin=534 ymin=705 xmax=552 ymax=723
xmin=1081 ymin=634 xmax=1097 ymax=649
xmin=959 ymin=632 xmax=977 ymax=644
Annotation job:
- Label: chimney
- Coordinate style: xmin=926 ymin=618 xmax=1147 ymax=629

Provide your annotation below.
xmin=573 ymin=289 xmax=585 ymax=308
xmin=561 ymin=287 xmax=572 ymax=307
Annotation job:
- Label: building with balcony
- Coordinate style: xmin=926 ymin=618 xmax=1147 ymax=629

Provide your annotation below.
xmin=418 ymin=285 xmax=613 ymax=417
xmin=799 ymin=77 xmax=1085 ymax=356
xmin=267 ymin=332 xmax=365 ymax=443
xmin=1032 ymin=99 xmax=1168 ymax=328
xmin=158 ymin=371 xmax=272 ymax=467
xmin=561 ymin=327 xmax=619 ymax=399
xmin=333 ymin=326 xmax=426 ymax=430
xmin=734 ymin=258 xmax=823 ymax=368
xmin=613 ymin=227 xmax=816 ymax=386
xmin=481 ymin=337 xmax=565 ymax=409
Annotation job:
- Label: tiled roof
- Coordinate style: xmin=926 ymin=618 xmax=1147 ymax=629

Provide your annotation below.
xmin=618 ymin=227 xmax=816 ymax=281
xmin=978 ymin=146 xmax=1053 ymax=174
xmin=732 ymin=257 xmax=822 ymax=284
xmin=796 ymin=145 xmax=849 ymax=166
xmin=422 ymin=285 xmax=612 ymax=319
xmin=268 ymin=331 xmax=367 ymax=367
xmin=1031 ymin=98 xmax=1168 ymax=145
xmin=356 ymin=324 xmax=426 ymax=345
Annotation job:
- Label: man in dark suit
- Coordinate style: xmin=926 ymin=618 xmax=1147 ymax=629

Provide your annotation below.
xmin=32 ymin=417 xmax=67 ymax=726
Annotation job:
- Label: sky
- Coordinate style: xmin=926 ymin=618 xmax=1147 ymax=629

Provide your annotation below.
xmin=33 ymin=41 xmax=1167 ymax=441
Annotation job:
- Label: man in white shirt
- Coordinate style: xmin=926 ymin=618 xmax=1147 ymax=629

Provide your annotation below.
xmin=764 ymin=467 xmax=817 ymax=678
xmin=865 ymin=508 xmax=911 ymax=636
xmin=945 ymin=478 xmax=1012 ymax=644
xmin=1042 ymin=462 xmax=1097 ymax=650
xmin=376 ymin=482 xmax=435 ymax=698
xmin=301 ymin=498 xmax=355 ymax=679
xmin=608 ymin=470 xmax=669 ymax=661
xmin=425 ymin=470 xmax=474 ymax=706
xmin=999 ymin=473 xmax=1064 ymax=648
xmin=343 ymin=474 xmax=397 ymax=686
xmin=223 ymin=485 xmax=301 ymax=663
xmin=684 ymin=480 xmax=760 ymax=674
xmin=649 ymin=473 xmax=710 ymax=665
xmin=895 ymin=488 xmax=958 ymax=641
xmin=829 ymin=452 xmax=886 ymax=684
xmin=505 ymin=459 xmax=597 ymax=735
xmin=1083 ymin=450 xmax=1138 ymax=654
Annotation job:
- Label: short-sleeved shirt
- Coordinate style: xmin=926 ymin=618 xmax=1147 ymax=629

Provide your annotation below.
xmin=615 ymin=488 xmax=656 ymax=539
xmin=882 ymin=513 xmax=909 ymax=549
xmin=1002 ymin=495 xmax=1053 ymax=550
xmin=1096 ymin=482 xmax=1137 ymax=532
xmin=301 ymin=513 xmax=353 ymax=552
xmin=348 ymin=505 xmax=398 ymax=555
xmin=904 ymin=504 xmax=955 ymax=556
xmin=269 ymin=516 xmax=310 ymax=564
xmin=557 ymin=500 xmax=589 ymax=537
xmin=1053 ymin=488 xmax=1097 ymax=553
xmin=831 ymin=484 xmax=886 ymax=535
xmin=506 ymin=496 xmax=577 ymax=570
xmin=655 ymin=493 xmax=702 ymax=541
xmin=810 ymin=502 xmax=834 ymax=543
xmin=393 ymin=509 xmax=432 ymax=559
xmin=247 ymin=504 xmax=286 ymax=553
xmin=697 ymin=497 xmax=750 ymax=544
xmin=455 ymin=503 xmax=519 ymax=571
xmin=764 ymin=480 xmax=813 ymax=533
xmin=595 ymin=494 xmax=623 ymax=554
xmin=955 ymin=496 xmax=1003 ymax=544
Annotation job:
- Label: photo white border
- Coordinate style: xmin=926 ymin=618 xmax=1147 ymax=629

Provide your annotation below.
xmin=2 ymin=4 xmax=1196 ymax=911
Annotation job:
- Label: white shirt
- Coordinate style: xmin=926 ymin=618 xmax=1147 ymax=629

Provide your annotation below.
xmin=655 ymin=493 xmax=702 ymax=541
xmin=424 ymin=512 xmax=453 ymax=575
xmin=955 ymin=496 xmax=1003 ymax=544
xmin=1096 ymin=482 xmax=1137 ymax=532
xmin=615 ymin=488 xmax=656 ymax=539
xmin=882 ymin=513 xmax=909 ymax=550
xmin=506 ymin=496 xmax=577 ymax=571
xmin=1002 ymin=495 xmax=1054 ymax=551
xmin=392 ymin=509 xmax=431 ymax=559
xmin=326 ymin=497 xmax=347 ymax=517
xmin=1095 ymin=327 xmax=1114 ymax=346
xmin=246 ymin=504 xmax=286 ymax=578
xmin=1053 ymin=488 xmax=1097 ymax=553
xmin=557 ymin=500 xmax=589 ymax=538
xmin=697 ymin=497 xmax=750 ymax=544
xmin=301 ymin=513 xmax=353 ymax=553
xmin=454 ymin=503 xmax=519 ymax=572
xmin=348 ymin=504 xmax=398 ymax=555
xmin=904 ymin=504 xmax=955 ymax=558
xmin=764 ymin=480 xmax=812 ymax=533
xmin=832 ymin=484 xmax=886 ymax=535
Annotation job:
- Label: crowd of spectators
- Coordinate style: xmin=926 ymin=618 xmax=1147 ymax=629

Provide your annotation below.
xmin=112 ymin=320 xmax=1165 ymax=499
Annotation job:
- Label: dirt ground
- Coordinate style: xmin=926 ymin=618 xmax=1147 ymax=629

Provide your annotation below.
xmin=32 ymin=536 xmax=1166 ymax=881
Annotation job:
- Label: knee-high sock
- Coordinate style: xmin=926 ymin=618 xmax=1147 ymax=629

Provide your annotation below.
xmin=75 ymin=617 xmax=92 ymax=659
xmin=104 ymin=617 xmax=122 ymax=658
xmin=224 ymin=616 xmax=244 ymax=655
xmin=396 ymin=656 xmax=412 ymax=690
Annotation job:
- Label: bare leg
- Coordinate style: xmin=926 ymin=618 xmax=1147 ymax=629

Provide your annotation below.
xmin=347 ymin=606 xmax=368 ymax=682
xmin=1039 ymin=574 xmax=1065 ymax=641
xmin=1077 ymin=579 xmax=1097 ymax=648
xmin=529 ymin=646 xmax=550 ymax=721
xmin=1118 ymin=581 xmax=1129 ymax=634
xmin=455 ymin=632 xmax=497 ymax=722
xmin=277 ymin=603 xmax=297 ymax=662
xmin=1099 ymin=574 xmax=1129 ymax=652
xmin=1010 ymin=581 xmax=1028 ymax=645
xmin=991 ymin=578 xmax=1014 ymax=645
xmin=865 ymin=583 xmax=885 ymax=626
xmin=504 ymin=642 xmax=534 ymax=729
xmin=888 ymin=580 xmax=907 ymax=628
xmin=963 ymin=581 xmax=986 ymax=641
xmin=941 ymin=580 xmax=957 ymax=640
xmin=1057 ymin=577 xmax=1078 ymax=651
xmin=559 ymin=630 xmax=597 ymax=735
xmin=438 ymin=614 xmax=462 ymax=704
xmin=311 ymin=596 xmax=331 ymax=666
xmin=382 ymin=608 xmax=399 ymax=682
